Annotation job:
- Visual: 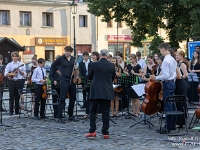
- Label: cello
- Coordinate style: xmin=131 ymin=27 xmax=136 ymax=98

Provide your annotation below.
xmin=141 ymin=67 xmax=162 ymax=115
xmin=141 ymin=80 xmax=162 ymax=115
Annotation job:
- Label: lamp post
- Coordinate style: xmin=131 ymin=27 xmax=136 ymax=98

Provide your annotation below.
xmin=70 ymin=0 xmax=77 ymax=58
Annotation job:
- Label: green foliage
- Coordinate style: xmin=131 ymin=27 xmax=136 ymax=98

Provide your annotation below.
xmin=86 ymin=0 xmax=200 ymax=50
xmin=149 ymin=34 xmax=164 ymax=54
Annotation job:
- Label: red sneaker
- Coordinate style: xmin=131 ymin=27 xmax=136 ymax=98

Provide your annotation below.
xmin=85 ymin=132 xmax=96 ymax=138
xmin=103 ymin=135 xmax=109 ymax=139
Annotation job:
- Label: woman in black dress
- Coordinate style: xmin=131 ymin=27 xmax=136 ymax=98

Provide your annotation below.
xmin=175 ymin=50 xmax=189 ymax=128
xmin=143 ymin=55 xmax=157 ymax=80
xmin=188 ymin=50 xmax=200 ymax=103
xmin=124 ymin=54 xmax=143 ymax=117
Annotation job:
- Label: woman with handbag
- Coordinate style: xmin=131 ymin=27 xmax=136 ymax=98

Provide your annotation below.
xmin=188 ymin=50 xmax=200 ymax=103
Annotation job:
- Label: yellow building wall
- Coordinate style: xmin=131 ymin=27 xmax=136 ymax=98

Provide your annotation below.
xmin=0 ymin=35 xmax=70 ymax=61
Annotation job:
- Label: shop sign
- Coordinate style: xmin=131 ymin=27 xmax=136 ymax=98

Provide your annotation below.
xmin=35 ymin=37 xmax=67 ymax=46
xmin=107 ymin=35 xmax=132 ymax=41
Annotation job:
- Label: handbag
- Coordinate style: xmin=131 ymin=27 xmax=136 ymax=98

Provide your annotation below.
xmin=188 ymin=73 xmax=199 ymax=82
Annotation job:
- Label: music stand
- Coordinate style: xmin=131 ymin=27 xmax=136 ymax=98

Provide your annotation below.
xmin=117 ymin=76 xmax=137 ymax=119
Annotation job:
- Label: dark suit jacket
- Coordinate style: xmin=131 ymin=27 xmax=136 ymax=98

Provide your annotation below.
xmin=88 ymin=58 xmax=115 ymax=100
xmin=79 ymin=60 xmax=91 ymax=77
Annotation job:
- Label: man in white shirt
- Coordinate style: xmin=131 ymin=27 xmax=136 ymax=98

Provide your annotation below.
xmin=136 ymin=51 xmax=146 ymax=71
xmin=150 ymin=43 xmax=177 ymax=134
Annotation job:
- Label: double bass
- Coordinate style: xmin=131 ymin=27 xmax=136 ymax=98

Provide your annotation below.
xmin=141 ymin=80 xmax=162 ymax=115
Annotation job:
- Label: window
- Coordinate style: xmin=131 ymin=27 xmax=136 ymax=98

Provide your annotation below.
xmin=0 ymin=10 xmax=10 ymax=25
xmin=138 ymin=43 xmax=150 ymax=56
xmin=20 ymin=11 xmax=31 ymax=26
xmin=79 ymin=15 xmax=87 ymax=27
xmin=107 ymin=12 xmax=112 ymax=27
xmin=117 ymin=22 xmax=122 ymax=28
xmin=42 ymin=13 xmax=53 ymax=27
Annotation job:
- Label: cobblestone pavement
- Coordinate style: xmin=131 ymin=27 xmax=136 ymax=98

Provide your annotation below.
xmin=1 ymin=92 xmax=200 ymax=150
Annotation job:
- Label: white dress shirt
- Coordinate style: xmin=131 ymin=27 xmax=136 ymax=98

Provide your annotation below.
xmin=156 ymin=54 xmax=177 ymax=81
xmin=4 ymin=61 xmax=26 ymax=80
xmin=83 ymin=59 xmax=90 ymax=75
xmin=137 ymin=59 xmax=146 ymax=71
xmin=31 ymin=66 xmax=46 ymax=85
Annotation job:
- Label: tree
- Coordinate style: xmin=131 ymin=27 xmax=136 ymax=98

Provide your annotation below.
xmin=86 ymin=0 xmax=200 ymax=54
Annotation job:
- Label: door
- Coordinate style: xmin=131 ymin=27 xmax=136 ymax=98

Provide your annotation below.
xmin=45 ymin=50 xmax=54 ymax=62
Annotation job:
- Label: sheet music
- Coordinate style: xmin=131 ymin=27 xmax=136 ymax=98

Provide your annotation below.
xmin=113 ymin=84 xmax=119 ymax=89
xmin=131 ymin=84 xmax=146 ymax=96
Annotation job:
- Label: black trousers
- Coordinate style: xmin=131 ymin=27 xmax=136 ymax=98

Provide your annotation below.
xmin=51 ymin=84 xmax=60 ymax=117
xmin=89 ymin=99 xmax=110 ymax=135
xmin=8 ymin=80 xmax=22 ymax=113
xmin=82 ymin=83 xmax=87 ymax=106
xmin=57 ymin=80 xmax=76 ymax=118
xmin=34 ymin=84 xmax=46 ymax=117
xmin=0 ymin=82 xmax=3 ymax=110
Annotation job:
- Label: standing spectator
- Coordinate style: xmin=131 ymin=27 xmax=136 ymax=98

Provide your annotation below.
xmin=136 ymin=51 xmax=146 ymax=72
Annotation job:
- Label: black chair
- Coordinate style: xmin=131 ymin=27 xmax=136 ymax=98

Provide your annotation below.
xmin=187 ymin=101 xmax=200 ymax=129
xmin=0 ymin=87 xmax=9 ymax=111
xmin=18 ymin=89 xmax=33 ymax=118
xmin=45 ymin=89 xmax=60 ymax=119
xmin=160 ymin=95 xmax=188 ymax=136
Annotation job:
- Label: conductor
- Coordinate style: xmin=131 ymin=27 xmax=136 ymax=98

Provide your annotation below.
xmin=85 ymin=49 xmax=115 ymax=139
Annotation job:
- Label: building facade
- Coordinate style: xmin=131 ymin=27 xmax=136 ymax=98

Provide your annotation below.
xmin=0 ymin=0 xmax=71 ymax=62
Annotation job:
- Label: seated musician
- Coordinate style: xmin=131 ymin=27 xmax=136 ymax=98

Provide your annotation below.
xmin=124 ymin=54 xmax=143 ymax=117
xmin=110 ymin=57 xmax=121 ymax=117
xmin=49 ymin=55 xmax=61 ymax=118
xmin=31 ymin=58 xmax=47 ymax=119
xmin=4 ymin=51 xmax=26 ymax=116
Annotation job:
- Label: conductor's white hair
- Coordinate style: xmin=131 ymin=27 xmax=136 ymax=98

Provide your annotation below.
xmin=100 ymin=49 xmax=109 ymax=56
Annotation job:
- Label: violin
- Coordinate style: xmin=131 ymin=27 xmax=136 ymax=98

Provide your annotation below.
xmin=114 ymin=78 xmax=122 ymax=92
xmin=9 ymin=64 xmax=24 ymax=78
xmin=113 ymin=66 xmax=122 ymax=92
xmin=42 ymin=77 xmax=49 ymax=99
xmin=141 ymin=80 xmax=162 ymax=115
xmin=72 ymin=63 xmax=81 ymax=84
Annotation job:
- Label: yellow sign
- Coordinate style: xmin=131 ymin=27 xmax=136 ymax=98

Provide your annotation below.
xmin=35 ymin=37 xmax=67 ymax=46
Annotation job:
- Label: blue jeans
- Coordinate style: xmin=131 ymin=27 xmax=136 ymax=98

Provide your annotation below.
xmin=163 ymin=81 xmax=176 ymax=130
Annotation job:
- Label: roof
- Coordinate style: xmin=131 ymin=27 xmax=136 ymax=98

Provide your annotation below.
xmin=0 ymin=37 xmax=25 ymax=51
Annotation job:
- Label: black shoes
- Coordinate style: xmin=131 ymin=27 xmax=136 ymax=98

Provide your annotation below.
xmin=9 ymin=112 xmax=13 ymax=116
xmin=15 ymin=112 xmax=23 ymax=115
xmin=58 ymin=118 xmax=65 ymax=124
xmin=40 ymin=115 xmax=46 ymax=119
xmin=68 ymin=116 xmax=79 ymax=122
xmin=34 ymin=116 xmax=40 ymax=120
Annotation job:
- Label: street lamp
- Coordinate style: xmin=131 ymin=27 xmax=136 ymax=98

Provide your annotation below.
xmin=70 ymin=0 xmax=77 ymax=57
